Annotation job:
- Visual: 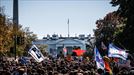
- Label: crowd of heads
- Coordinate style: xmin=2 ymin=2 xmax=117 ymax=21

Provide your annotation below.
xmin=0 ymin=53 xmax=134 ymax=75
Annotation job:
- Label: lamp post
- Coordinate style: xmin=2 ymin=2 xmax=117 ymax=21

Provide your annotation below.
xmin=13 ymin=0 xmax=18 ymax=59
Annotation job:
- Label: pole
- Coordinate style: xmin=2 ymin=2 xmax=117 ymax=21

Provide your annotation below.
xmin=68 ymin=18 xmax=69 ymax=37
xmin=13 ymin=0 xmax=18 ymax=59
xmin=14 ymin=35 xmax=17 ymax=59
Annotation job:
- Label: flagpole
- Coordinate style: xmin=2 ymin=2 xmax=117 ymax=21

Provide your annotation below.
xmin=68 ymin=19 xmax=69 ymax=37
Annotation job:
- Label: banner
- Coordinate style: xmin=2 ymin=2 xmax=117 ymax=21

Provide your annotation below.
xmin=108 ymin=44 xmax=128 ymax=60
xmin=94 ymin=47 xmax=105 ymax=70
xmin=28 ymin=45 xmax=45 ymax=62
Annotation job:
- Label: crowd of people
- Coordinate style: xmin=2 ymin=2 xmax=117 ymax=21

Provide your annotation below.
xmin=0 ymin=53 xmax=134 ymax=75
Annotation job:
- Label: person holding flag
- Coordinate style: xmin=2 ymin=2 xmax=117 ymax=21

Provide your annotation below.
xmin=94 ymin=47 xmax=113 ymax=75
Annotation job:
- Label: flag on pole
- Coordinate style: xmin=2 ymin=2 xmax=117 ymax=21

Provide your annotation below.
xmin=28 ymin=45 xmax=45 ymax=62
xmin=67 ymin=18 xmax=70 ymax=37
xmin=94 ymin=47 xmax=105 ymax=70
xmin=67 ymin=18 xmax=69 ymax=25
xmin=108 ymin=44 xmax=128 ymax=60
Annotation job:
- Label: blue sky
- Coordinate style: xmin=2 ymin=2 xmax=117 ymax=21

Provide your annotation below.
xmin=1 ymin=0 xmax=118 ymax=39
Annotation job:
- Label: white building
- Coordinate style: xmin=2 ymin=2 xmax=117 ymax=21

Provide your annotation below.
xmin=32 ymin=34 xmax=93 ymax=55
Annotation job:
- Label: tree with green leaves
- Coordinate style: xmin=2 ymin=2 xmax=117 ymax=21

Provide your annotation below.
xmin=0 ymin=8 xmax=14 ymax=54
xmin=0 ymin=7 xmax=38 ymax=56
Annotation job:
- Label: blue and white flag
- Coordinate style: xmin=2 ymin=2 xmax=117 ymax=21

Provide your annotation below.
xmin=28 ymin=45 xmax=45 ymax=62
xmin=94 ymin=47 xmax=105 ymax=70
xmin=108 ymin=44 xmax=128 ymax=60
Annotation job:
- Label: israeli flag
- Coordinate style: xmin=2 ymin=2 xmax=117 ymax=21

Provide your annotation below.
xmin=108 ymin=44 xmax=128 ymax=60
xmin=28 ymin=45 xmax=45 ymax=62
xmin=94 ymin=47 xmax=105 ymax=70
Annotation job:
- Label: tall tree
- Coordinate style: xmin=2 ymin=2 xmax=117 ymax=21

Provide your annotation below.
xmin=94 ymin=11 xmax=124 ymax=56
xmin=0 ymin=8 xmax=14 ymax=54
xmin=0 ymin=7 xmax=38 ymax=56
xmin=111 ymin=0 xmax=134 ymax=52
xmin=22 ymin=27 xmax=38 ymax=56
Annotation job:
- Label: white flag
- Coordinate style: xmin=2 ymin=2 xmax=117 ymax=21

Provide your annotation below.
xmin=28 ymin=45 xmax=45 ymax=62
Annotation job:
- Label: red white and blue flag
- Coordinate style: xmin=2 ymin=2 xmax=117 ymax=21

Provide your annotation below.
xmin=108 ymin=44 xmax=128 ymax=60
